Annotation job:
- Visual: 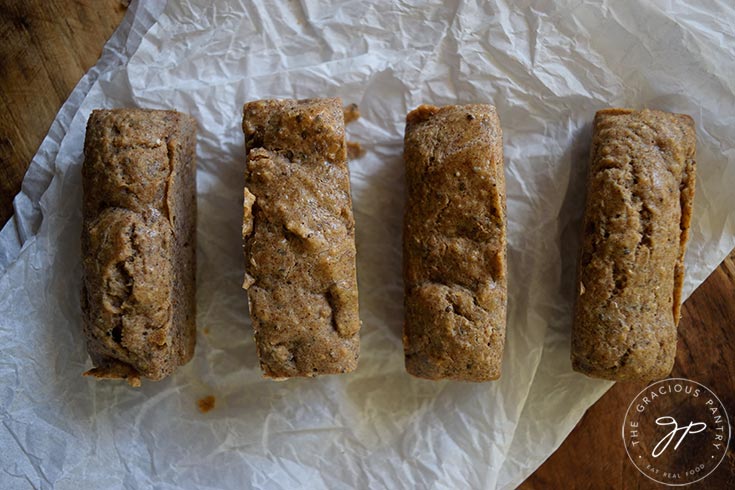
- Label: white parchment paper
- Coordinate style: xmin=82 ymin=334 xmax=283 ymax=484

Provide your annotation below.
xmin=2 ymin=1 xmax=735 ymax=488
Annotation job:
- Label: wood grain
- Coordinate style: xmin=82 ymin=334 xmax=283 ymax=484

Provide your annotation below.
xmin=0 ymin=0 xmax=127 ymax=224
xmin=0 ymin=2 xmax=732 ymax=488
xmin=521 ymin=250 xmax=735 ymax=489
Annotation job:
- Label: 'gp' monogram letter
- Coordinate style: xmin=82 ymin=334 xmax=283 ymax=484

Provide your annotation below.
xmin=652 ymin=416 xmax=707 ymax=458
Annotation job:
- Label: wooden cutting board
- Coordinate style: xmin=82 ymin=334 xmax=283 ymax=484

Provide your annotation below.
xmin=1 ymin=1 xmax=732 ymax=487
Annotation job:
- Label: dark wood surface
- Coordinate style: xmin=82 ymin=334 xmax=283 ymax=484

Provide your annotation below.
xmin=0 ymin=2 xmax=732 ymax=488
xmin=0 ymin=0 xmax=127 ymax=223
xmin=521 ymin=255 xmax=735 ymax=489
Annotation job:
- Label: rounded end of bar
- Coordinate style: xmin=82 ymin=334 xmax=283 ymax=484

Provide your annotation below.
xmin=405 ymin=104 xmax=441 ymax=126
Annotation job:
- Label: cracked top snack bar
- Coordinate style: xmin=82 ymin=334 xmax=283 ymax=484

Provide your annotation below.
xmin=572 ymin=108 xmax=696 ymax=381
xmin=242 ymin=98 xmax=360 ymax=378
xmin=81 ymin=108 xmax=197 ymax=387
xmin=403 ymin=104 xmax=507 ymax=381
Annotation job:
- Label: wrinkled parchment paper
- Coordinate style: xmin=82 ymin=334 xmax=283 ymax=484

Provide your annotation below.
xmin=2 ymin=1 xmax=735 ymax=488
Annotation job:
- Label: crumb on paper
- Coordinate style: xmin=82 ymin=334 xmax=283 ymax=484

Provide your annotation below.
xmin=343 ymin=104 xmax=363 ymax=159
xmin=83 ymin=365 xmax=141 ymax=388
xmin=197 ymin=395 xmax=216 ymax=413
xmin=343 ymin=103 xmax=360 ymax=124
xmin=347 ymin=141 xmax=365 ymax=160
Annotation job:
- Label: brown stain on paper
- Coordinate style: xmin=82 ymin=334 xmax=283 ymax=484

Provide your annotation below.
xmin=197 ymin=395 xmax=216 ymax=413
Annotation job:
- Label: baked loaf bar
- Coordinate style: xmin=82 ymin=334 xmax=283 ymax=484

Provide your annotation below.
xmin=82 ymin=109 xmax=197 ymax=387
xmin=242 ymin=98 xmax=360 ymax=378
xmin=403 ymin=104 xmax=507 ymax=381
xmin=572 ymin=108 xmax=696 ymax=381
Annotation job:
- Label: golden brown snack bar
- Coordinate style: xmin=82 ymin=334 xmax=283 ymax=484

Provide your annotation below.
xmin=242 ymin=98 xmax=360 ymax=378
xmin=81 ymin=109 xmax=197 ymax=386
xmin=572 ymin=108 xmax=696 ymax=381
xmin=403 ymin=104 xmax=507 ymax=381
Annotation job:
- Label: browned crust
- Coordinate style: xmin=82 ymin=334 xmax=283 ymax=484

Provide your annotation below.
xmin=241 ymin=98 xmax=360 ymax=378
xmin=403 ymin=104 xmax=507 ymax=381
xmin=571 ymin=108 xmax=696 ymax=381
xmin=81 ymin=108 xmax=197 ymax=384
